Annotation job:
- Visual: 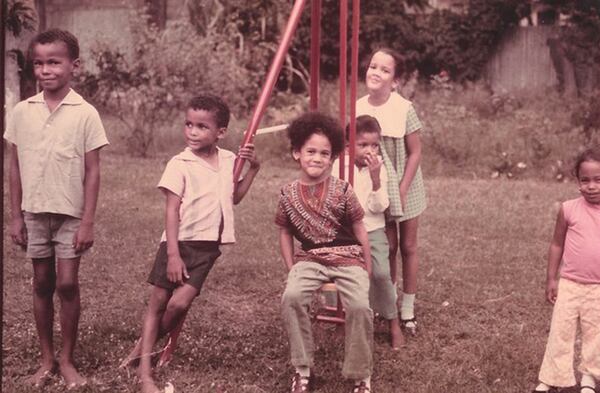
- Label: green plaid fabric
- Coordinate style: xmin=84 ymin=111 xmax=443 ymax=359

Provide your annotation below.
xmin=380 ymin=105 xmax=426 ymax=222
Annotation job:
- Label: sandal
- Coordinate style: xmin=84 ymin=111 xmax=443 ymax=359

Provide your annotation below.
xmin=400 ymin=317 xmax=418 ymax=336
xmin=353 ymin=381 xmax=371 ymax=393
xmin=291 ymin=373 xmax=311 ymax=393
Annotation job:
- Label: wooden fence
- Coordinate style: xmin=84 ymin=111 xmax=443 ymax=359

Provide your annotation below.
xmin=484 ymin=26 xmax=586 ymax=95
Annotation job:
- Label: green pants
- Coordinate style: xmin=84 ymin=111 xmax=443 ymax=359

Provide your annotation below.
xmin=369 ymin=228 xmax=399 ymax=319
xmin=281 ymin=261 xmax=373 ymax=379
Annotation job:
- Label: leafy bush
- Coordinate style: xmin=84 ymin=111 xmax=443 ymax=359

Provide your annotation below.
xmin=78 ymin=10 xmax=261 ymax=156
xmin=418 ymin=81 xmax=593 ymax=180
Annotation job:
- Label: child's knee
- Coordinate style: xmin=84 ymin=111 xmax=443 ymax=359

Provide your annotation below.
xmin=281 ymin=286 xmax=306 ymax=308
xmin=166 ymin=297 xmax=192 ymax=316
xmin=371 ymin=268 xmax=389 ymax=284
xmin=388 ymin=241 xmax=399 ymax=257
xmin=56 ymin=280 xmax=79 ymax=299
xmin=33 ymin=277 xmax=56 ymax=297
xmin=399 ymin=240 xmax=417 ymax=258
xmin=345 ymin=299 xmax=372 ymax=317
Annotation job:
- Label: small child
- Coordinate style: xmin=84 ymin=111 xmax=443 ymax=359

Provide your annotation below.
xmin=277 ymin=112 xmax=374 ymax=393
xmin=333 ymin=115 xmax=404 ymax=350
xmin=123 ymin=94 xmax=260 ymax=393
xmin=5 ymin=29 xmax=109 ymax=388
xmin=356 ymin=47 xmax=427 ymax=335
xmin=532 ymin=146 xmax=600 ymax=393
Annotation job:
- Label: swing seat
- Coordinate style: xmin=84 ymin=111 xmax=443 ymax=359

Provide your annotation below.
xmin=314 ymin=282 xmax=345 ymax=324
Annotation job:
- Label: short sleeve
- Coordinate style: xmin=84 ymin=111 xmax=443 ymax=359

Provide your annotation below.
xmin=275 ymin=190 xmax=291 ymax=228
xmin=157 ymin=159 xmax=185 ymax=197
xmin=344 ymin=184 xmax=365 ymax=223
xmin=405 ymin=104 xmax=422 ymax=134
xmin=4 ymin=102 xmax=22 ymax=145
xmin=83 ymin=107 xmax=109 ymax=152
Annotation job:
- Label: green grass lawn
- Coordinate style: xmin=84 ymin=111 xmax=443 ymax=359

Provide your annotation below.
xmin=2 ymin=152 xmax=581 ymax=393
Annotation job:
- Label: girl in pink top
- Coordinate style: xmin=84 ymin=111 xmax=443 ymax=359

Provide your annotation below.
xmin=533 ymin=146 xmax=600 ymax=393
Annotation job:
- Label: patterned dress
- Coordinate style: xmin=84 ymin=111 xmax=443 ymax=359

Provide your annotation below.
xmin=356 ymin=92 xmax=427 ymax=222
xmin=275 ymin=176 xmax=366 ymax=268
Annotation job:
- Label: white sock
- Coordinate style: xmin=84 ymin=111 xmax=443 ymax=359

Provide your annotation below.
xmin=534 ymin=382 xmax=550 ymax=391
xmin=400 ymin=293 xmax=415 ymax=320
xmin=581 ymin=374 xmax=596 ymax=389
xmin=295 ymin=366 xmax=310 ymax=378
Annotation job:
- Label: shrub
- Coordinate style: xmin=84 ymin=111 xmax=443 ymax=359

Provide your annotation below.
xmin=417 ymin=81 xmax=592 ymax=180
xmin=78 ymin=10 xmax=260 ymax=157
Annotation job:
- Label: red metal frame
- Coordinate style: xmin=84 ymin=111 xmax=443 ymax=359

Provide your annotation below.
xmin=233 ymin=0 xmax=309 ymax=183
xmin=348 ymin=0 xmax=360 ymax=186
xmin=338 ymin=0 xmax=348 ymax=180
xmin=310 ymin=0 xmax=322 ymax=111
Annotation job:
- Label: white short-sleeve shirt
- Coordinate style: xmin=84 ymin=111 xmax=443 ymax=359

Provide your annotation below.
xmin=157 ymin=147 xmax=237 ymax=244
xmin=332 ymin=156 xmax=390 ymax=232
xmin=4 ymin=89 xmax=109 ymax=218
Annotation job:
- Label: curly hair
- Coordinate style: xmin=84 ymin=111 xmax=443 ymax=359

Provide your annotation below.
xmin=187 ymin=94 xmax=230 ymax=128
xmin=573 ymin=145 xmax=600 ymax=179
xmin=29 ymin=29 xmax=80 ymax=60
xmin=287 ymin=112 xmax=345 ymax=158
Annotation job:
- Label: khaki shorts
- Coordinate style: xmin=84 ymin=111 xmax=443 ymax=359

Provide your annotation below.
xmin=24 ymin=212 xmax=83 ymax=259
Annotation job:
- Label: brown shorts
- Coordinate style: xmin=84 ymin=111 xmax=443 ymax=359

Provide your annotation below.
xmin=147 ymin=241 xmax=221 ymax=293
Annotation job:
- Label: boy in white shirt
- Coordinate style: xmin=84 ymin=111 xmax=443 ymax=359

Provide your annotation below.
xmin=5 ymin=29 xmax=108 ymax=388
xmin=123 ymin=94 xmax=260 ymax=393
xmin=333 ymin=115 xmax=404 ymax=349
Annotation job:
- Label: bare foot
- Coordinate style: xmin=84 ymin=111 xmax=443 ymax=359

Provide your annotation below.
xmin=140 ymin=377 xmax=162 ymax=393
xmin=59 ymin=360 xmax=87 ymax=389
xmin=390 ymin=318 xmax=405 ymax=350
xmin=120 ymin=338 xmax=143 ymax=369
xmin=24 ymin=362 xmax=57 ymax=387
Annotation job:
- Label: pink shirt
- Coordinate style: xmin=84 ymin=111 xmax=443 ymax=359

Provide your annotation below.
xmin=560 ymin=197 xmax=600 ymax=284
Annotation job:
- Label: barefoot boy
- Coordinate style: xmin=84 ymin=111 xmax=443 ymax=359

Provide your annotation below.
xmin=123 ymin=94 xmax=260 ymax=393
xmin=5 ymin=29 xmax=109 ymax=388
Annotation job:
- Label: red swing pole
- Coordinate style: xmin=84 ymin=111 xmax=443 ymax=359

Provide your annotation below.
xmin=233 ymin=0 xmax=308 ymax=183
xmin=348 ymin=0 xmax=360 ymax=186
xmin=338 ymin=0 xmax=348 ymax=180
xmin=310 ymin=0 xmax=321 ymax=111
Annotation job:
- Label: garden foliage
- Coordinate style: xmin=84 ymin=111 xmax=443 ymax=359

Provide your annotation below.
xmin=78 ymin=8 xmax=262 ymax=157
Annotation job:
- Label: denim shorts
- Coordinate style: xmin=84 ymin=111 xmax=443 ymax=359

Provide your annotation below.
xmin=23 ymin=212 xmax=83 ymax=259
xmin=147 ymin=241 xmax=221 ymax=293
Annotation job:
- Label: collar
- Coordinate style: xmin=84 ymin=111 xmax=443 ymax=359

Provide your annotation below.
xmin=27 ymin=89 xmax=84 ymax=105
xmin=176 ymin=146 xmax=221 ymax=163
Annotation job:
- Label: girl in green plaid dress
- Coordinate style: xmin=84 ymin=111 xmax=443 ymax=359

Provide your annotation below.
xmin=356 ymin=48 xmax=426 ymax=335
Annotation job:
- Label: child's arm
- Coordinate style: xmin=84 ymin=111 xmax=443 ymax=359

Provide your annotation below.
xmin=163 ymin=190 xmax=189 ymax=285
xmin=8 ymin=143 xmax=27 ymax=247
xmin=366 ymin=155 xmax=389 ymax=213
xmin=352 ymin=221 xmax=372 ymax=277
xmin=399 ymin=131 xmax=422 ymax=207
xmin=233 ymin=143 xmax=260 ymax=204
xmin=546 ymin=206 xmax=567 ymax=304
xmin=73 ymin=148 xmax=101 ymax=252
xmin=279 ymin=227 xmax=295 ymax=270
